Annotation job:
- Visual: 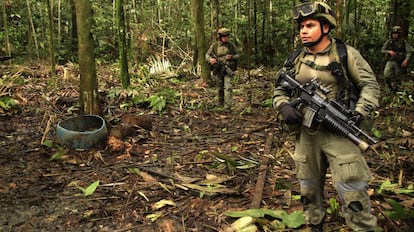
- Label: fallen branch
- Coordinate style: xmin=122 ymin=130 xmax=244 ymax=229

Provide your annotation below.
xmin=250 ymin=133 xmax=273 ymax=209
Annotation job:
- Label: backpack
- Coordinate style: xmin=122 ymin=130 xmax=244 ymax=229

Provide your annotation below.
xmin=284 ymin=39 xmax=359 ymax=109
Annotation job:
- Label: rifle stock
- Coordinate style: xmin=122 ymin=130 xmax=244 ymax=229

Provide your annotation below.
xmin=277 ymin=70 xmax=377 ymax=152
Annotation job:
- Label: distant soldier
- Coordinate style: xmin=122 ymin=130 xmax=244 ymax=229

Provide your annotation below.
xmin=206 ymin=28 xmax=239 ymax=111
xmin=381 ymin=25 xmax=412 ymax=93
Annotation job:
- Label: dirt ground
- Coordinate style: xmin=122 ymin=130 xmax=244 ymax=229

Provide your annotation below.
xmin=0 ymin=64 xmax=413 ymax=232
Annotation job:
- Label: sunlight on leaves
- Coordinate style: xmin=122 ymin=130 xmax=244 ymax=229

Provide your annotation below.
xmin=138 ymin=191 xmax=149 ymax=201
xmin=225 ymin=208 xmax=305 ymax=229
xmin=146 ymin=213 xmax=162 ymax=222
xmin=377 ymin=179 xmax=398 ymax=194
xmin=224 ymin=216 xmax=256 ymax=232
xmin=152 ymin=199 xmax=176 ymax=210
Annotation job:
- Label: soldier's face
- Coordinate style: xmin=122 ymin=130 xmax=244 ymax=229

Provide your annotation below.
xmin=299 ymin=18 xmax=327 ymax=44
xmin=220 ymin=35 xmax=229 ymax=43
xmin=392 ymin=32 xmax=399 ymax=39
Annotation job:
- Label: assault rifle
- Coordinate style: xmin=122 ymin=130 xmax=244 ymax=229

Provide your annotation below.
xmin=210 ymin=52 xmax=234 ymax=76
xmin=277 ymin=70 xmax=378 ymax=152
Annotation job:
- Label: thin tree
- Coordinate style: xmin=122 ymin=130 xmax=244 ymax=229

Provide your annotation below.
xmin=74 ymin=0 xmax=101 ymax=115
xmin=1 ymin=0 xmax=11 ymax=58
xmin=116 ymin=0 xmax=130 ymax=88
xmin=335 ymin=0 xmax=344 ymax=39
xmin=47 ymin=0 xmax=57 ymax=86
xmin=26 ymin=0 xmax=40 ymax=59
xmin=389 ymin=0 xmax=411 ymax=39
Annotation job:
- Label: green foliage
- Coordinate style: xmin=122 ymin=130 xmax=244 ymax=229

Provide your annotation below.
xmin=5 ymin=0 xmax=414 ymax=70
xmin=147 ymin=88 xmax=180 ymax=113
xmin=261 ymin=98 xmax=273 ymax=107
xmin=377 ymin=179 xmax=414 ymax=196
xmin=386 ymin=198 xmax=414 ymax=220
xmin=210 ymin=153 xmax=258 ymax=175
xmin=327 ymin=197 xmax=339 ymax=219
xmin=375 ymin=180 xmax=414 ymax=223
xmin=76 ymin=180 xmax=100 ymax=197
xmin=0 ymin=96 xmax=18 ymax=111
xmin=147 ymin=95 xmax=166 ymax=112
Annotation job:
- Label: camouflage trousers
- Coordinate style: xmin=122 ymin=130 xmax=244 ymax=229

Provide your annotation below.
xmin=215 ymin=72 xmax=233 ymax=109
xmin=292 ymin=126 xmax=377 ymax=231
xmin=383 ymin=60 xmax=406 ymax=93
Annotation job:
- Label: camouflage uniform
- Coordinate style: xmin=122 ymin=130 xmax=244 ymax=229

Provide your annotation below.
xmin=206 ymin=28 xmax=239 ymax=110
xmin=273 ymin=2 xmax=379 ymax=231
xmin=381 ymin=26 xmax=412 ymax=93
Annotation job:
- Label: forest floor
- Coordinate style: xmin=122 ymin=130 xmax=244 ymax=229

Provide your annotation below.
xmin=0 ymin=63 xmax=413 ymax=232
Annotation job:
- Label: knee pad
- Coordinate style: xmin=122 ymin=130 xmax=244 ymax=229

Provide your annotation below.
xmin=341 ymin=190 xmax=371 ymax=213
xmin=301 ymin=196 xmax=311 ymax=205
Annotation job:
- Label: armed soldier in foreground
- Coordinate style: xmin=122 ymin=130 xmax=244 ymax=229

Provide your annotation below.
xmin=381 ymin=25 xmax=412 ymax=93
xmin=206 ymin=28 xmax=239 ymax=112
xmin=273 ymin=1 xmax=380 ymax=231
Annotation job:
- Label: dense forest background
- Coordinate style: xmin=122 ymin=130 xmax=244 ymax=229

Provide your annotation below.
xmin=1 ymin=0 xmax=413 ymax=74
xmin=1 ymin=0 xmax=414 ymax=231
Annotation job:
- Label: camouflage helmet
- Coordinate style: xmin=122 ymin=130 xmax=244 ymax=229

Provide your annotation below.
xmin=292 ymin=1 xmax=336 ymax=29
xmin=391 ymin=26 xmax=402 ymax=34
xmin=217 ymin=27 xmax=231 ymax=37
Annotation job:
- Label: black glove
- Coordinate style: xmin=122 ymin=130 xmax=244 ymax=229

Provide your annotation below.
xmin=349 ymin=111 xmax=364 ymax=126
xmin=278 ymin=103 xmax=303 ymax=125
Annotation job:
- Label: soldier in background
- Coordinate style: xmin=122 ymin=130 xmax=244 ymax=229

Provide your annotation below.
xmin=206 ymin=28 xmax=239 ymax=112
xmin=381 ymin=26 xmax=412 ymax=93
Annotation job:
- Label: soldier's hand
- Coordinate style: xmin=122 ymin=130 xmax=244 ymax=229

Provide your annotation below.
xmin=225 ymin=54 xmax=232 ymax=60
xmin=401 ymin=59 xmax=408 ymax=68
xmin=388 ymin=50 xmax=397 ymax=57
xmin=349 ymin=111 xmax=364 ymax=126
xmin=210 ymin=58 xmax=217 ymax=64
xmin=278 ymin=103 xmax=303 ymax=125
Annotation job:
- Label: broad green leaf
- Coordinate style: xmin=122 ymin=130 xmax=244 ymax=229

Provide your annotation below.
xmin=282 ymin=211 xmax=305 ymax=228
xmin=262 ymin=209 xmax=287 ymax=219
xmin=82 ymin=180 xmax=100 ymax=196
xmin=42 ymin=140 xmax=53 ymax=147
xmin=378 ymin=179 xmax=397 ymax=194
xmin=386 ymin=198 xmax=407 ymax=220
xmin=225 ymin=209 xmax=265 ymax=218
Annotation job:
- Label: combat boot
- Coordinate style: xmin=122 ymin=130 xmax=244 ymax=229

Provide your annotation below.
xmin=310 ymin=223 xmax=323 ymax=232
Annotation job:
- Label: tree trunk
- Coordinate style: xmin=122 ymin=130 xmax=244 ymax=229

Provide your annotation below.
xmin=74 ymin=0 xmax=101 ymax=115
xmin=193 ymin=0 xmax=209 ymax=83
xmin=391 ymin=0 xmax=410 ymax=39
xmin=336 ymin=0 xmax=343 ymax=39
xmin=26 ymin=0 xmax=40 ymax=59
xmin=116 ymin=0 xmax=130 ymax=88
xmin=70 ymin=0 xmax=77 ymax=57
xmin=1 ymin=0 xmax=11 ymax=59
xmin=47 ymin=0 xmax=56 ymax=87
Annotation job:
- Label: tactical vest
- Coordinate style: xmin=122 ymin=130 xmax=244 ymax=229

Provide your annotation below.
xmin=284 ymin=39 xmax=359 ymax=109
xmin=387 ymin=39 xmax=407 ymax=62
xmin=212 ymin=41 xmax=238 ymax=70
